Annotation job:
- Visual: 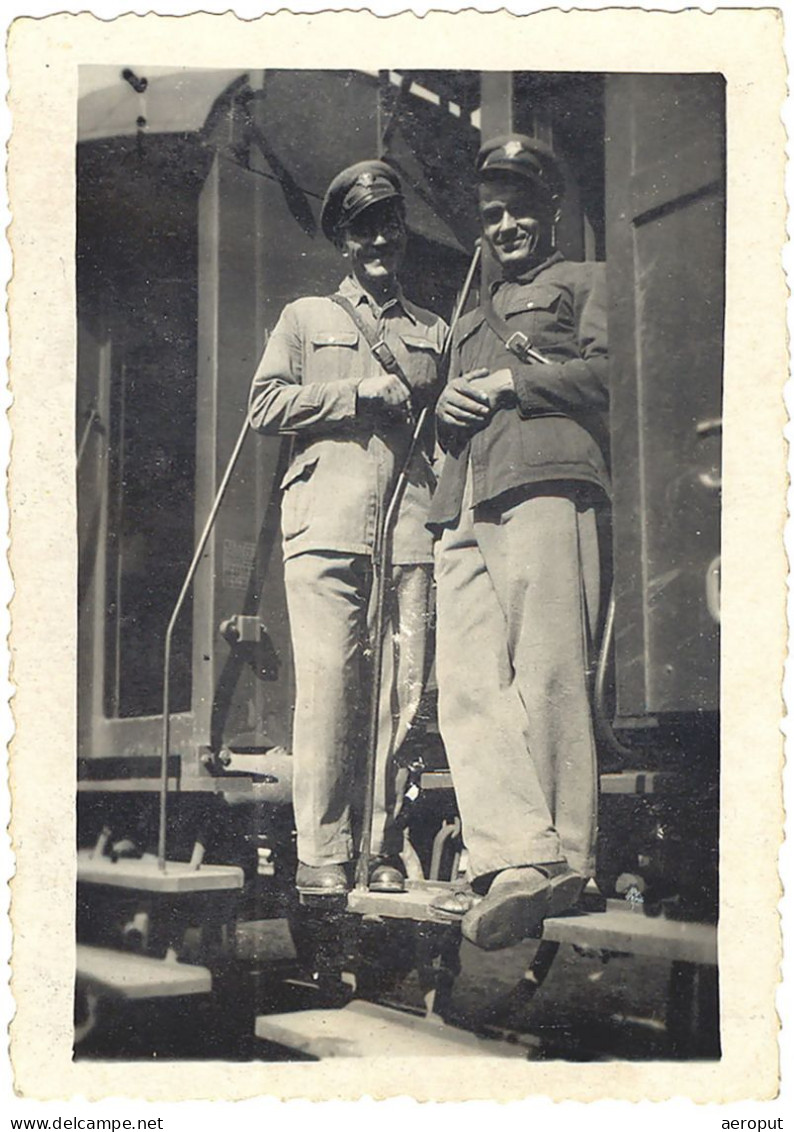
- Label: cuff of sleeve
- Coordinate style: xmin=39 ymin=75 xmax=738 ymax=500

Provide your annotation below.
xmin=513 ymin=362 xmax=561 ymax=418
xmin=332 ymin=377 xmax=362 ymax=419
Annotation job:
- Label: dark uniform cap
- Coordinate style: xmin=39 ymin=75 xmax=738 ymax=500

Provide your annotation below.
xmin=320 ymin=160 xmax=404 ymax=241
xmin=476 ymin=134 xmax=565 ymax=203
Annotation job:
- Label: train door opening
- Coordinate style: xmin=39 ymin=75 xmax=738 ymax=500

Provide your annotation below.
xmin=77 ymin=131 xmax=212 ymax=761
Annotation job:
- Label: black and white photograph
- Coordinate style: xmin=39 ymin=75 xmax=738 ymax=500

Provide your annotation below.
xmin=5 ymin=4 xmax=788 ymax=1106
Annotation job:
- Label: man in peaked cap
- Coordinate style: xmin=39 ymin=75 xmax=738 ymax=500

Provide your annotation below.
xmin=249 ymin=160 xmax=446 ymax=896
xmin=428 ymin=134 xmax=610 ymax=948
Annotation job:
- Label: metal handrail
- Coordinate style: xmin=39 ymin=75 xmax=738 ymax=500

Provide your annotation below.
xmin=157 ymin=416 xmax=252 ymax=870
xmin=76 ymin=407 xmax=101 ymax=471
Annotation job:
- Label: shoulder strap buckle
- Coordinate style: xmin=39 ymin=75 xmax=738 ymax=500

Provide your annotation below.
xmin=481 ymin=295 xmax=551 ymax=367
xmin=328 ymin=292 xmax=414 ymax=398
xmin=505 ymin=330 xmax=532 ymax=362
xmin=371 ymin=339 xmax=398 ymax=372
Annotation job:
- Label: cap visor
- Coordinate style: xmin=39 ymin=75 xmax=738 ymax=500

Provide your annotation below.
xmin=341 ymin=185 xmax=401 ymax=228
xmin=479 ymin=161 xmax=554 ymax=194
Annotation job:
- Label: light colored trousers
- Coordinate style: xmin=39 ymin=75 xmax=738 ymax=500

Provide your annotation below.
xmin=435 ymin=477 xmax=600 ymax=880
xmin=284 ymin=552 xmax=432 ymax=867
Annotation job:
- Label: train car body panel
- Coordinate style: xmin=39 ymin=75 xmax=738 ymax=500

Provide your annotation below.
xmin=606 ymin=73 xmax=724 ymax=719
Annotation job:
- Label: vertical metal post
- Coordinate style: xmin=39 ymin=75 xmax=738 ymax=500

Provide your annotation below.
xmin=111 ymin=363 xmax=128 ymax=717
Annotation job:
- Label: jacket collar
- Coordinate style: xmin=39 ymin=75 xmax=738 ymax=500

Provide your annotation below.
xmin=338 ymin=273 xmax=417 ymax=324
xmin=454 ymin=250 xmax=566 ymax=349
xmin=490 ymin=250 xmax=565 ymax=296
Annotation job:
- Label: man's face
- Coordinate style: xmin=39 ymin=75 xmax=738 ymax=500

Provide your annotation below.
xmin=339 ymin=199 xmax=407 ymax=292
xmin=478 ymin=175 xmax=554 ymax=278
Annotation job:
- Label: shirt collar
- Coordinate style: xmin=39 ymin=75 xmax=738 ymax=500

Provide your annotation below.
xmin=338 ymin=274 xmax=416 ymax=323
xmin=490 ymin=250 xmax=565 ymax=295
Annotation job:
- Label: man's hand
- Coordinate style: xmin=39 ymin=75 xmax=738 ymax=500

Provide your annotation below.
xmin=436 ymin=369 xmax=493 ymax=431
xmin=357 ymin=373 xmax=412 ymax=409
xmin=470 ymin=367 xmax=516 ymax=409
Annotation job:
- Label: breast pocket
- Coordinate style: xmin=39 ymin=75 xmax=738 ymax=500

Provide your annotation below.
xmin=400 ymin=333 xmax=441 ymax=392
xmin=279 ymin=452 xmax=319 ymax=544
xmin=507 ymin=285 xmax=573 ymax=350
xmin=307 ymin=331 xmax=360 ymax=383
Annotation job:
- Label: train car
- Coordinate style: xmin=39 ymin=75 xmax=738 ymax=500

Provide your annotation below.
xmin=74 ymin=68 xmax=723 ymax=1060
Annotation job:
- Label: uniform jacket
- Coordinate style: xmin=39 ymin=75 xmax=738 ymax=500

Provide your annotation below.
xmin=249 ymin=274 xmax=447 ymax=563
xmin=429 ymin=252 xmax=610 ymax=528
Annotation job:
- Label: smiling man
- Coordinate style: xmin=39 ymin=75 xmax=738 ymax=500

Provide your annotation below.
xmin=428 ymin=135 xmax=610 ymax=948
xmin=249 ymin=161 xmax=445 ymax=897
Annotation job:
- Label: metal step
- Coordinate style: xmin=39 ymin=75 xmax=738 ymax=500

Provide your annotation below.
xmin=255 ymin=999 xmax=527 ymax=1059
xmin=76 ymin=944 xmax=212 ymax=1000
xmin=542 ymin=901 xmax=717 ymax=965
xmin=77 ymin=850 xmax=244 ymax=894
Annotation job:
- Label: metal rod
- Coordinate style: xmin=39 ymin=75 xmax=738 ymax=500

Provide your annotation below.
xmin=524 ymin=343 xmax=552 ymax=365
xmin=354 ymin=402 xmax=429 ymax=890
xmin=354 ymin=243 xmax=482 ymax=891
xmin=593 ymin=587 xmax=634 ymax=763
xmin=158 ymin=415 xmax=251 ymax=870
xmin=111 ymin=367 xmax=128 ymax=717
xmin=76 ymin=406 xmax=100 ymax=471
xmin=445 ymin=242 xmax=482 ymax=363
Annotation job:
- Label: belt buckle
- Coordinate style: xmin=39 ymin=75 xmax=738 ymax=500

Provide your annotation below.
xmin=372 ymin=339 xmax=398 ymax=370
xmin=505 ymin=330 xmax=531 ymax=361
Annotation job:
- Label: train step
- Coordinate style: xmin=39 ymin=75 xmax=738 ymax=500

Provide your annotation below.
xmin=77 ymin=849 xmax=244 ymax=894
xmin=76 ymin=944 xmax=212 ymax=1000
xmin=344 ymin=880 xmax=462 ymax=923
xmin=541 ymin=900 xmax=717 ymax=965
xmin=420 ymin=769 xmax=685 ymax=796
xmin=254 ymin=999 xmax=527 ymax=1059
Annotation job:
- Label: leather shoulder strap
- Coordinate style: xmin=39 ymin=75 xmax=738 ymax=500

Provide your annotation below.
xmin=328 ymin=293 xmax=413 ymax=394
xmin=480 ymin=294 xmax=551 ymax=366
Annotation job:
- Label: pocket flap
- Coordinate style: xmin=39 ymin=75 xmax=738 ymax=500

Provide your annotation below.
xmin=311 ymin=332 xmax=358 ymax=349
xmin=504 ymin=286 xmax=561 ymax=317
xmin=280 ymin=453 xmax=319 ymax=490
xmin=401 ymin=333 xmax=439 ymax=354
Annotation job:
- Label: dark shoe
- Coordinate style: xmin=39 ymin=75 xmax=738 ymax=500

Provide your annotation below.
xmin=295 ymin=862 xmax=349 ymax=896
xmin=462 ymin=863 xmax=584 ymax=951
xmin=368 ymin=857 xmax=406 ymax=893
xmin=429 ymin=886 xmax=480 ymax=919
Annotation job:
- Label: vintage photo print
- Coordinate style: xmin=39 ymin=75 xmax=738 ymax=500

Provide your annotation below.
xmin=6 ymin=4 xmax=788 ymax=1105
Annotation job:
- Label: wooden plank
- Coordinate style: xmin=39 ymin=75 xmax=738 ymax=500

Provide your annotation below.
xmin=542 ymin=904 xmax=717 ymax=966
xmin=77 ymin=776 xmax=288 ymax=802
xmin=76 ymin=945 xmax=212 ymax=1000
xmin=345 ymin=882 xmax=461 ymax=923
xmin=77 ymin=850 xmax=244 ymax=893
xmin=599 ymin=771 xmax=681 ymax=795
xmin=255 ymin=1000 xmax=526 ymax=1059
xmin=78 ymin=777 xmax=182 ymax=794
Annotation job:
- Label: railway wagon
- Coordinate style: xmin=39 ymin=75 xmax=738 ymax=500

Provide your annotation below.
xmin=75 ymin=68 xmax=723 ymax=1059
